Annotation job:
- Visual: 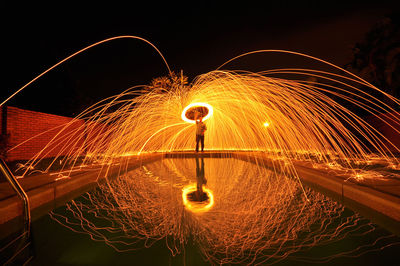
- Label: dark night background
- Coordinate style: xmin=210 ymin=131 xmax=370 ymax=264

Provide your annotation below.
xmin=2 ymin=1 xmax=400 ymax=117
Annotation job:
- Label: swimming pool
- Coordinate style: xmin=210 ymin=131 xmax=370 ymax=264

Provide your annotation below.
xmin=30 ymin=157 xmax=400 ymax=265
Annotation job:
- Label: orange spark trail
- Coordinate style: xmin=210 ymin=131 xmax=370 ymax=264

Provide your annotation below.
xmin=8 ymin=38 xmax=400 ymax=265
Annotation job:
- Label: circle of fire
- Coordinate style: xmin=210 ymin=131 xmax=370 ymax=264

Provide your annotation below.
xmin=182 ymin=184 xmax=214 ymax=213
xmin=181 ymin=102 xmax=213 ymax=123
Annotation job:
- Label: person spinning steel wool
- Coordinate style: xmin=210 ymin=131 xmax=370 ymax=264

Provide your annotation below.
xmin=195 ymin=112 xmax=207 ymax=152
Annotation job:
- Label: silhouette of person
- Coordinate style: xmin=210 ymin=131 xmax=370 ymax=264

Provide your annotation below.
xmin=195 ymin=156 xmax=207 ymax=201
xmin=195 ymin=113 xmax=207 ymax=152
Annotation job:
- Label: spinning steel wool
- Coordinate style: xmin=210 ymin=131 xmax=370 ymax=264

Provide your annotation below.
xmin=4 ymin=36 xmax=400 ymax=264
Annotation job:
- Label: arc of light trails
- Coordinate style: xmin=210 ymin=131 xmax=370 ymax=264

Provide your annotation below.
xmin=217 ymin=49 xmax=400 ymax=111
xmin=261 ymin=68 xmax=400 ymax=153
xmin=217 ymin=49 xmax=379 ymax=92
xmin=17 ymin=40 xmax=397 ymax=264
xmin=217 ymin=49 xmax=400 ymax=157
xmin=137 ymin=122 xmax=189 ymax=155
xmin=0 ymin=35 xmax=171 ymax=107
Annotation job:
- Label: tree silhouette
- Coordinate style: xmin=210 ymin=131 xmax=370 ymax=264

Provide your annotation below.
xmin=143 ymin=70 xmax=189 ymax=93
xmin=346 ymin=12 xmax=400 ymax=101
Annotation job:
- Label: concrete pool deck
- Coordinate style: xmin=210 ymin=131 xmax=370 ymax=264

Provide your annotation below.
xmin=0 ymin=151 xmax=399 ymax=232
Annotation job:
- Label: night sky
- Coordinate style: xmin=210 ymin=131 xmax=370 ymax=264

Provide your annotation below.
xmin=3 ymin=1 xmax=399 ymax=117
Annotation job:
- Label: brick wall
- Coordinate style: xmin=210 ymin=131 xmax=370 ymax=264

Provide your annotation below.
xmin=1 ymin=106 xmax=87 ymax=162
xmin=365 ymin=111 xmax=400 ymax=153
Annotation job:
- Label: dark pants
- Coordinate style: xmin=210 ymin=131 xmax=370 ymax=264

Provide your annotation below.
xmin=196 ymin=134 xmax=204 ymax=152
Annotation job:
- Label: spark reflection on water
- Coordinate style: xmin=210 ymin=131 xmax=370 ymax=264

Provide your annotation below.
xmin=50 ymin=158 xmax=399 ymax=265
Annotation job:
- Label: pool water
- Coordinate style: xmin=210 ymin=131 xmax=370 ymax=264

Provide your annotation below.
xmin=30 ymin=157 xmax=400 ymax=265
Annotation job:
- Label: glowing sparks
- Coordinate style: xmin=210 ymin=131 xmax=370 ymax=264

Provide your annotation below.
xmin=182 ymin=184 xmax=214 ymax=213
xmin=181 ymin=102 xmax=214 ymax=123
xmin=50 ymin=158 xmax=400 ymax=265
xmin=8 ymin=37 xmax=400 ymax=265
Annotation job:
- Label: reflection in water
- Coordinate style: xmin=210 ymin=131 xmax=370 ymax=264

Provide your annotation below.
xmin=190 ymin=156 xmax=208 ymax=202
xmin=50 ymin=158 xmax=399 ymax=265
xmin=182 ymin=155 xmax=213 ymax=213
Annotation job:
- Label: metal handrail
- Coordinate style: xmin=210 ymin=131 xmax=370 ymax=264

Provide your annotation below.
xmin=0 ymin=158 xmax=31 ymax=238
